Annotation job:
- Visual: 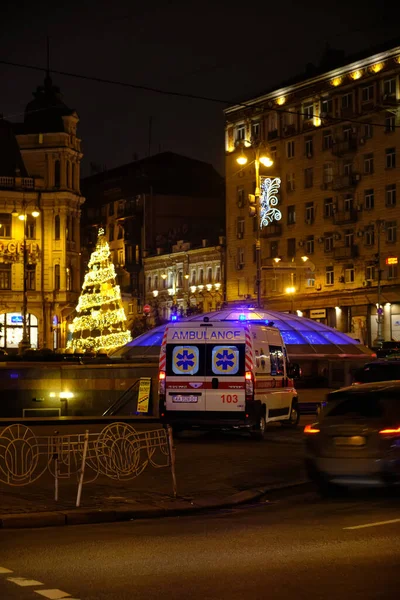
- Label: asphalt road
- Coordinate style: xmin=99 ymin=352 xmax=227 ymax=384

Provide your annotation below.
xmin=1 ymin=486 xmax=400 ymax=600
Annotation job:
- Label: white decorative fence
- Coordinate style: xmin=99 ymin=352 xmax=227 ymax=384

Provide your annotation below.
xmin=0 ymin=422 xmax=177 ymax=507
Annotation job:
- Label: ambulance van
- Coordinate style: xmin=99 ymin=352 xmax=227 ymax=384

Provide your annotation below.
xmin=158 ymin=317 xmax=300 ymax=439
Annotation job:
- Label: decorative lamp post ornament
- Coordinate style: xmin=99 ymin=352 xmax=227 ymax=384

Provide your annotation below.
xmin=260 ymin=177 xmax=282 ymax=228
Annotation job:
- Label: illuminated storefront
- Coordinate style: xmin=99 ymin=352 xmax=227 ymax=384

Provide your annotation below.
xmin=0 ymin=313 xmax=38 ymax=350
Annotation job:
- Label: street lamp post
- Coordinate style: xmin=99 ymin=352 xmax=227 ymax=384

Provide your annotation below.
xmin=12 ymin=201 xmax=40 ymax=354
xmin=374 ymin=219 xmax=385 ymax=347
xmin=236 ymin=141 xmax=273 ymax=308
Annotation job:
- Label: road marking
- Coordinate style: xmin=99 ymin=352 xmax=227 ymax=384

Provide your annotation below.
xmin=0 ymin=567 xmax=13 ymax=574
xmin=344 ymin=518 xmax=400 ymax=530
xmin=7 ymin=577 xmax=44 ymax=586
xmin=35 ymin=590 xmax=71 ymax=599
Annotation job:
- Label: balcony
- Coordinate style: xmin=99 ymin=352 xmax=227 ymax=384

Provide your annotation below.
xmin=282 ymin=124 xmax=296 ymax=137
xmin=333 ymin=245 xmax=358 ymax=260
xmin=333 ymin=209 xmax=358 ymax=225
xmin=331 ymin=138 xmax=357 ymax=156
xmin=260 ymin=223 xmax=282 ymax=238
xmin=267 ymin=130 xmax=279 ymax=141
xmin=332 ymin=173 xmax=361 ymax=190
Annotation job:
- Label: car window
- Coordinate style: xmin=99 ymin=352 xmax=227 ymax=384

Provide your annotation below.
xmin=207 ymin=344 xmax=245 ymax=377
xmin=166 ymin=344 xmax=204 ymax=376
xmin=327 ymin=394 xmax=386 ymax=419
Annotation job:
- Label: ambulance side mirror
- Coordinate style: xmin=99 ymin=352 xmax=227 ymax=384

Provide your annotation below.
xmin=287 ymin=363 xmax=301 ymax=379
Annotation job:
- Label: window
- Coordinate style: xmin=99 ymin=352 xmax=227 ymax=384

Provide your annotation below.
xmin=215 ymin=266 xmax=221 ymax=282
xmin=66 ymin=216 xmax=70 ymax=241
xmin=343 ymin=126 xmax=352 ymax=141
xmin=385 ymin=113 xmax=395 ymax=133
xmin=170 ymin=345 xmax=200 ymax=376
xmin=66 ymin=267 xmax=72 ymax=291
xmin=25 ymin=216 xmax=36 ymax=239
xmin=324 ymin=234 xmax=334 ymax=252
xmin=270 ymin=240 xmax=279 ymax=259
xmin=306 ymin=236 xmax=314 ymax=255
xmin=365 ymin=225 xmax=375 ymax=246
xmin=321 ymin=97 xmax=332 ymax=115
xmin=305 ymin=202 xmax=314 ymax=223
xmin=286 ymin=173 xmax=295 ymax=192
xmin=118 ymin=249 xmax=124 ymax=265
xmin=324 ymin=197 xmax=334 ymax=218
xmin=287 ymin=205 xmax=296 ymax=225
xmin=268 ymin=112 xmax=278 ymax=132
xmin=251 ymin=121 xmax=260 ymax=140
xmin=54 ymin=214 xmax=60 ymax=239
xmin=237 ymin=186 xmax=245 ymax=208
xmin=237 ymin=248 xmax=245 ymax=268
xmin=191 ymin=270 xmax=196 ymax=285
xmin=26 ymin=264 xmax=36 ymax=291
xmin=386 ymin=221 xmax=397 ymax=243
xmin=304 ymin=167 xmax=313 ymax=188
xmin=344 ymin=229 xmax=354 ymax=247
xmin=0 ymin=213 xmax=11 ymax=237
xmin=70 ymin=216 xmax=75 ymax=242
xmin=0 ymin=264 xmax=11 ymax=290
xmin=236 ymin=124 xmax=245 ymax=141
xmin=388 ymin=264 xmax=398 ymax=279
xmin=303 ymin=103 xmax=313 ymax=120
xmin=237 ymin=216 xmax=245 ymax=237
xmin=366 ymin=264 xmax=375 ymax=280
xmin=66 ymin=161 xmax=71 ymax=188
xmin=363 ymin=123 xmax=373 ymax=139
xmin=344 ymin=194 xmax=353 ymax=212
xmin=54 ymin=160 xmax=60 ymax=187
xmin=323 ymin=163 xmax=333 ymax=183
xmin=287 ymin=238 xmax=296 ymax=258
xmin=341 ymin=93 xmax=353 ymax=109
xmin=386 ymin=147 xmax=396 ymax=169
xmin=286 ymin=140 xmax=295 ymax=158
xmin=117 ymin=225 xmax=124 ymax=239
xmin=126 ymin=245 xmax=133 ymax=264
xmin=326 ymin=265 xmax=334 ymax=285
xmin=345 ymin=265 xmax=355 ymax=283
xmin=384 ymin=78 xmax=396 ymax=97
xmin=305 ymin=137 xmax=313 ymax=157
xmin=343 ymin=162 xmax=352 ymax=176
xmin=54 ymin=264 xmax=60 ymax=290
xmin=386 ymin=184 xmax=396 ymax=207
xmin=108 ymin=202 xmax=114 ymax=216
xmin=323 ymin=130 xmax=333 ymax=150
xmin=71 ymin=163 xmax=76 ymax=189
xmin=361 ymin=85 xmax=374 ymax=103
xmin=364 ymin=189 xmax=374 ymax=210
xmin=364 ymin=153 xmax=374 ymax=174
xmin=109 ymin=225 xmax=114 ymax=242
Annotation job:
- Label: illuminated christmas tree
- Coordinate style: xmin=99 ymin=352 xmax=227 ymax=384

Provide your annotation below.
xmin=67 ymin=228 xmax=131 ymax=353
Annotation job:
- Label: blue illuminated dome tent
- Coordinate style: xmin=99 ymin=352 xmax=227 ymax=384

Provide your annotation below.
xmin=110 ymin=308 xmax=373 ymax=363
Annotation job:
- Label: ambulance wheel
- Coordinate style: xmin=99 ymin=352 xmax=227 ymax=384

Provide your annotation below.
xmin=250 ymin=415 xmax=266 ymax=440
xmin=281 ymin=400 xmax=299 ymax=428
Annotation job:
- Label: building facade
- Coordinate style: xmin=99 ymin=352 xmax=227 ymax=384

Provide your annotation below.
xmin=144 ymin=240 xmax=225 ymax=324
xmin=0 ymin=75 xmax=84 ymax=352
xmin=81 ymin=152 xmax=225 ymax=330
xmin=225 ymin=42 xmax=400 ymax=346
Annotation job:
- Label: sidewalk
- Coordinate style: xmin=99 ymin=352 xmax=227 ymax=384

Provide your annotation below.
xmin=0 ymin=428 xmax=307 ymax=528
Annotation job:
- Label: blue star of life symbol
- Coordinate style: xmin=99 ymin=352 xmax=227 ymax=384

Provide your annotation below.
xmin=176 ymin=349 xmax=195 ymax=371
xmin=216 ymin=349 xmax=235 ymax=370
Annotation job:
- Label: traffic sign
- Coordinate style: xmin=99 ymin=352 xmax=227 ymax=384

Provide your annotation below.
xmin=143 ymin=304 xmax=151 ymax=314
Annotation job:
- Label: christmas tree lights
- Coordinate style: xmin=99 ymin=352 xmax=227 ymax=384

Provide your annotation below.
xmin=67 ymin=229 xmax=131 ymax=353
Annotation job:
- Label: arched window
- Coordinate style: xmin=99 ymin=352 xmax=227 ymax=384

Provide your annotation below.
xmin=66 ymin=216 xmax=70 ymax=241
xmin=71 ymin=217 xmax=75 ymax=242
xmin=54 ymin=215 xmax=60 ymax=240
xmin=54 ymin=264 xmax=60 ymax=290
xmin=66 ymin=161 xmax=71 ymax=188
xmin=54 ymin=160 xmax=60 ymax=188
xmin=71 ymin=163 xmax=76 ymax=190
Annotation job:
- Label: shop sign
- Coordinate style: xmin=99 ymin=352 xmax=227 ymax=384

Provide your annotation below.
xmin=0 ymin=241 xmax=40 ymax=254
xmin=386 ymin=257 xmax=398 ymax=265
xmin=310 ymin=309 xmax=326 ymax=319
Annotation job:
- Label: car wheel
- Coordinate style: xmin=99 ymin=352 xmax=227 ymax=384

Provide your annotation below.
xmin=281 ymin=400 xmax=300 ymax=428
xmin=250 ymin=415 xmax=266 ymax=440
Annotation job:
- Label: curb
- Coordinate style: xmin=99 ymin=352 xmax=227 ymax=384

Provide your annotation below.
xmin=0 ymin=479 xmax=308 ymax=529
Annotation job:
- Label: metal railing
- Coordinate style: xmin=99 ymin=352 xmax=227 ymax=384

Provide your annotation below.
xmin=0 ymin=422 xmax=176 ymax=507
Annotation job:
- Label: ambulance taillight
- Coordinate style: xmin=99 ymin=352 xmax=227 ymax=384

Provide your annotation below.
xmin=245 ymin=370 xmax=254 ymax=402
xmin=158 ymin=371 xmax=166 ymax=401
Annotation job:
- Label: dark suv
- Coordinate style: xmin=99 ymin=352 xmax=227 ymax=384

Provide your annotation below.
xmin=352 ymin=360 xmax=400 ymax=384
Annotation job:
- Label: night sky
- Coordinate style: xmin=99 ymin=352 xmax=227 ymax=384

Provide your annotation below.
xmin=1 ymin=0 xmax=397 ymax=177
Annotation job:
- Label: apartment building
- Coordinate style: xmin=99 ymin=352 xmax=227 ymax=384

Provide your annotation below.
xmin=0 ymin=74 xmax=84 ymax=352
xmin=225 ymin=42 xmax=400 ymax=346
xmin=144 ymin=240 xmax=225 ymax=324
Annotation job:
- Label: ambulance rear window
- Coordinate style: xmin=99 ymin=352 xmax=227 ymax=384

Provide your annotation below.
xmin=208 ymin=344 xmax=245 ymax=376
xmin=167 ymin=345 xmax=202 ymax=376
